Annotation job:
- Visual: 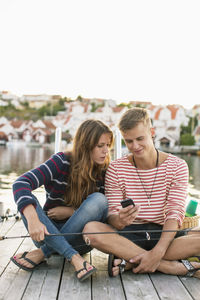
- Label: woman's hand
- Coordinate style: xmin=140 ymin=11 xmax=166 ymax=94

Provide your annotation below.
xmin=28 ymin=218 xmax=49 ymax=242
xmin=118 ymin=204 xmax=140 ymax=227
xmin=47 ymin=206 xmax=74 ymax=220
xmin=23 ymin=204 xmax=49 ymax=242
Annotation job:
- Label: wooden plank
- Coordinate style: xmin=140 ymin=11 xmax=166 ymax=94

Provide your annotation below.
xmin=122 ymin=271 xmax=159 ymax=300
xmin=90 ymin=248 xmax=108 ymax=271
xmin=0 ymin=217 xmax=18 ymax=236
xmin=0 ymin=219 xmax=30 ymax=275
xmin=91 ymin=250 xmax=125 ymax=299
xmin=92 ymin=271 xmax=126 ymax=300
xmin=22 ymin=255 xmax=64 ymax=300
xmin=0 ymin=238 xmax=34 ymax=300
xmin=179 ymin=276 xmax=200 ymax=300
xmin=150 ymin=273 xmax=193 ymax=300
xmin=58 ymin=255 xmax=91 ymax=300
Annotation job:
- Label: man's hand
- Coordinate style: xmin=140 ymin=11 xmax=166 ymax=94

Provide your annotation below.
xmin=118 ymin=204 xmax=140 ymax=227
xmin=108 ymin=204 xmax=140 ymax=229
xmin=129 ymin=248 xmax=163 ymax=273
xmin=47 ymin=206 xmax=74 ymax=220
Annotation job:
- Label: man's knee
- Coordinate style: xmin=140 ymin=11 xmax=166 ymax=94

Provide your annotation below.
xmin=83 ymin=221 xmax=102 ymax=237
xmin=83 ymin=221 xmax=109 ymax=246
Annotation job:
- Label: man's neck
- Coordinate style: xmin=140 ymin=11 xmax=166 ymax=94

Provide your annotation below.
xmin=132 ymin=149 xmax=158 ymax=170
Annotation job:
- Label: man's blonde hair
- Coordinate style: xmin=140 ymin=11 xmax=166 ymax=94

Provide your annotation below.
xmin=118 ymin=107 xmax=151 ymax=132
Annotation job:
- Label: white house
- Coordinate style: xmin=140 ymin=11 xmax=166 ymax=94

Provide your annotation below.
xmin=152 ymin=105 xmax=189 ymax=148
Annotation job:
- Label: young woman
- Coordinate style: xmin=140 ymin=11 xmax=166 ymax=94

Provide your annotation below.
xmin=83 ymin=108 xmax=200 ymax=279
xmin=11 ymin=119 xmax=113 ymax=282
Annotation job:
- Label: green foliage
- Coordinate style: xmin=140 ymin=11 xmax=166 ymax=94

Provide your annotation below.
xmin=180 ymin=133 xmax=195 ymax=145
xmin=76 ymin=95 xmax=83 ymax=102
xmin=90 ymin=102 xmax=104 ymax=112
xmin=118 ymin=102 xmax=132 ymax=108
xmin=21 ymin=101 xmax=30 ymax=108
xmin=181 ymin=115 xmax=198 ymax=135
xmin=0 ymin=99 xmax=66 ymax=120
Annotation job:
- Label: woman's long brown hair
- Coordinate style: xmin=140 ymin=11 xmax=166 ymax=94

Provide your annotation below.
xmin=65 ymin=119 xmax=113 ymax=208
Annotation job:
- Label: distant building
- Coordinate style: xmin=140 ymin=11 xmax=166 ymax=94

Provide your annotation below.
xmin=151 ymin=105 xmax=189 ymax=148
xmin=20 ymin=94 xmax=61 ymax=108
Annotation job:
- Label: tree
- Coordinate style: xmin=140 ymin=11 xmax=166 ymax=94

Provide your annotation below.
xmin=180 ymin=133 xmax=195 ymax=145
xmin=180 ymin=115 xmax=198 ymax=135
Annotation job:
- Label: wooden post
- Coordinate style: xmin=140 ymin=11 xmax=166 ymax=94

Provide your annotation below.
xmin=55 ymin=127 xmax=62 ymax=153
xmin=114 ymin=128 xmax=122 ymax=159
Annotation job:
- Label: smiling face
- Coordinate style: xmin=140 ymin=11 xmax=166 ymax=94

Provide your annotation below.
xmin=122 ymin=122 xmax=155 ymax=159
xmin=90 ymin=133 xmax=112 ymax=165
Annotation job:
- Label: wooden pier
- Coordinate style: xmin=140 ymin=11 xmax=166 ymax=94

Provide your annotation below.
xmin=1 ymin=217 xmax=200 ymax=300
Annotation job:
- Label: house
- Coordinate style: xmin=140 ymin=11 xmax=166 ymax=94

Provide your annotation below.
xmin=0 ymin=90 xmax=22 ymax=109
xmin=152 ymin=105 xmax=189 ymax=148
xmin=0 ymin=123 xmax=18 ymax=141
xmin=20 ymin=94 xmax=61 ymax=109
xmin=32 ymin=128 xmax=53 ymax=143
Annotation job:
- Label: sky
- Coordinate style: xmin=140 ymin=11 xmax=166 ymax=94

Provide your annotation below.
xmin=0 ymin=0 xmax=200 ymax=109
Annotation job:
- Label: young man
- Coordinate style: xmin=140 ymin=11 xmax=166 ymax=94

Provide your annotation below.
xmin=83 ymin=107 xmax=200 ymax=278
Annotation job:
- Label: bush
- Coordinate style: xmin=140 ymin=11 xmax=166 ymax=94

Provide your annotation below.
xmin=180 ymin=133 xmax=195 ymax=145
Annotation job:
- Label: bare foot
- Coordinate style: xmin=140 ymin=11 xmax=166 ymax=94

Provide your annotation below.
xmin=71 ymin=254 xmax=95 ymax=279
xmin=158 ymin=260 xmax=200 ymax=278
xmin=111 ymin=258 xmax=133 ymax=277
xmin=175 ymin=260 xmax=200 ymax=278
xmin=13 ymin=249 xmax=45 ymax=269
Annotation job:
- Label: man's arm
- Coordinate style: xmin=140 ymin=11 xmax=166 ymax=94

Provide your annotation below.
xmin=130 ymin=219 xmax=179 ymax=273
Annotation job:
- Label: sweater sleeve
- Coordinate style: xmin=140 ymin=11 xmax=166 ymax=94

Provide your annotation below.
xmin=164 ymin=158 xmax=188 ymax=227
xmin=12 ymin=152 xmax=69 ymax=212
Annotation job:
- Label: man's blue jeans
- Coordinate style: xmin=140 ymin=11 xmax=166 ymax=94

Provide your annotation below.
xmin=20 ymin=192 xmax=108 ymax=261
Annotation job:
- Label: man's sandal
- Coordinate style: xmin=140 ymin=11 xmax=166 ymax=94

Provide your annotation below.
xmin=181 ymin=259 xmax=200 ymax=277
xmin=75 ymin=261 xmax=97 ymax=282
xmin=187 ymin=256 xmax=200 ymax=263
xmin=108 ymin=254 xmax=127 ymax=277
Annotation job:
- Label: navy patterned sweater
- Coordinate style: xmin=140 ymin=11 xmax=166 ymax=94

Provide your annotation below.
xmin=13 ymin=152 xmax=104 ymax=213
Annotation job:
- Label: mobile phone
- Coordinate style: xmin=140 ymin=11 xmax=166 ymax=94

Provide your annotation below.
xmin=120 ymin=198 xmax=135 ymax=208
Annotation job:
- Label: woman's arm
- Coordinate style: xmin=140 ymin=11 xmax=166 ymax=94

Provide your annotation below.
xmin=13 ymin=152 xmax=69 ymax=213
xmin=23 ymin=204 xmax=49 ymax=242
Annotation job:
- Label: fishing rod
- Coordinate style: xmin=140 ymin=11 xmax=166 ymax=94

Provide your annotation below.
xmin=0 ymin=208 xmax=21 ymax=222
xmin=0 ymin=228 xmax=196 ymax=241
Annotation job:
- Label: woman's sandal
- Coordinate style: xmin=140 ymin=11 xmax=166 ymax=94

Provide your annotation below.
xmin=181 ymin=259 xmax=200 ymax=278
xmin=10 ymin=251 xmax=45 ymax=271
xmin=108 ymin=254 xmax=127 ymax=277
xmin=75 ymin=261 xmax=97 ymax=282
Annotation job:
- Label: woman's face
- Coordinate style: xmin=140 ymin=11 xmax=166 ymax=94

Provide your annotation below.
xmin=91 ymin=133 xmax=112 ymax=164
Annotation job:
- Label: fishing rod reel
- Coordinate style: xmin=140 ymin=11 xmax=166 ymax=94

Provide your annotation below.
xmin=0 ymin=208 xmax=21 ymax=222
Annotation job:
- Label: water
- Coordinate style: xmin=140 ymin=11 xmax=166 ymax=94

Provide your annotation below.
xmin=0 ymin=145 xmax=53 ymax=177
xmin=0 ymin=145 xmax=54 ymax=212
xmin=0 ymin=145 xmax=200 ymax=195
xmin=0 ymin=145 xmax=200 ymax=217
xmin=179 ymin=154 xmax=200 ymax=192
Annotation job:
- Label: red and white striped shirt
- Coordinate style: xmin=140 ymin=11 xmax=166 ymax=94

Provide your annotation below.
xmin=105 ymin=154 xmax=188 ymax=226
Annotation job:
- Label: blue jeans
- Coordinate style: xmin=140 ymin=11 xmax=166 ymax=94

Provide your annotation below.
xmin=20 ymin=192 xmax=108 ymax=260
